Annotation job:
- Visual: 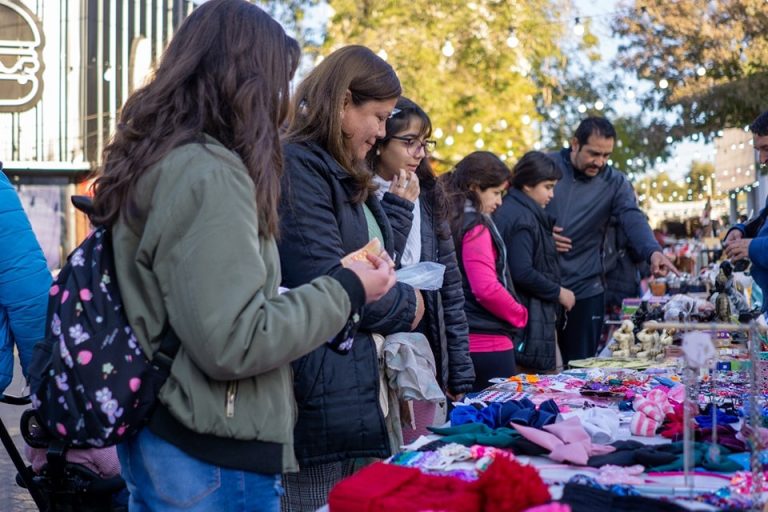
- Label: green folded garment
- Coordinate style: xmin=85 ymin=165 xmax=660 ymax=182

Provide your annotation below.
xmin=649 ymin=442 xmax=742 ymax=473
xmin=427 ymin=423 xmax=521 ymax=447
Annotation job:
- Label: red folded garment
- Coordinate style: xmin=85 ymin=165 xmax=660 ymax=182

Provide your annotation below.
xmin=329 ymin=461 xmax=481 ymax=512
xmin=329 ymin=456 xmax=551 ymax=512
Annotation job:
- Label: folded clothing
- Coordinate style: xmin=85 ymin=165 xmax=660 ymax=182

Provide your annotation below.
xmin=560 ymin=479 xmax=688 ymax=512
xmin=694 ymin=404 xmax=739 ymax=429
xmin=428 ymin=423 xmax=521 ymax=448
xmin=586 ymin=440 xmax=743 ymax=472
xmin=580 ymin=408 xmax=620 ymax=444
xmin=329 ymin=461 xmax=480 ymax=512
xmin=594 ymin=464 xmax=645 ymax=486
xmin=450 ymin=398 xmax=560 ymax=429
xmin=696 ymin=425 xmax=746 ymax=453
xmin=512 ymin=416 xmax=616 ymax=466
xmin=329 ymin=456 xmax=550 ymax=512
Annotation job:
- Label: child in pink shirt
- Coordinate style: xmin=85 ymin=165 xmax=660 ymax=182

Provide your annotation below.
xmin=443 ymin=152 xmax=528 ymax=391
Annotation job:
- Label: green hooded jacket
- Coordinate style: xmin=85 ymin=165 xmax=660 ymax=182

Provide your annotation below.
xmin=112 ymin=136 xmax=360 ymax=472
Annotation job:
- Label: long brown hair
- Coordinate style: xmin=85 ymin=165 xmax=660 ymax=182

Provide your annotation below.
xmin=367 ymin=96 xmax=450 ymax=239
xmin=91 ymin=0 xmax=299 ymax=236
xmin=442 ymin=151 xmax=510 ymax=249
xmin=286 ymin=45 xmax=401 ymax=203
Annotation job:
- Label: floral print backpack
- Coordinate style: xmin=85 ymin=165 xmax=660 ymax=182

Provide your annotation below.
xmin=29 ymin=198 xmax=180 ymax=448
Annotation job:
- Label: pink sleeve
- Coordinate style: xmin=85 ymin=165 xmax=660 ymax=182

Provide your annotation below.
xmin=462 ymin=225 xmax=528 ymax=328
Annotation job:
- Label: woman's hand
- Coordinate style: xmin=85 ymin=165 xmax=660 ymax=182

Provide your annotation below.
xmin=346 ymin=253 xmax=397 ymax=304
xmin=390 ymin=169 xmax=420 ymax=203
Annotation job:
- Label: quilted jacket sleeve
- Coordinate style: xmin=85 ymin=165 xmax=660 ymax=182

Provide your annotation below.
xmin=278 ymin=147 xmax=417 ymax=336
xmin=436 ymin=225 xmax=474 ymax=394
xmin=379 ymin=192 xmax=414 ymax=267
xmin=0 ymin=172 xmax=51 ymax=392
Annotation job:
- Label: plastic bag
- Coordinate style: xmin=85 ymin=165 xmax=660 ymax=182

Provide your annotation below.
xmin=395 ymin=261 xmax=446 ymax=290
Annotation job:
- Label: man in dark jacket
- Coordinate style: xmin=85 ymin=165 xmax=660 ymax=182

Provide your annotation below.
xmin=546 ymin=117 xmax=677 ymax=364
xmin=724 ymin=110 xmax=768 ymax=309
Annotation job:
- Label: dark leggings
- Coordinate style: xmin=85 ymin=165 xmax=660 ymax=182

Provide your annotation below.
xmin=470 ymin=349 xmax=516 ymax=392
xmin=557 ymin=292 xmax=605 ymax=365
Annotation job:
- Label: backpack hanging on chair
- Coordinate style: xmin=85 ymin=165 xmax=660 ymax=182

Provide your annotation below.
xmin=28 ymin=196 xmax=180 ymax=448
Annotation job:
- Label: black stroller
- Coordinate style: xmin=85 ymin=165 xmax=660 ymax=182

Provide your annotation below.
xmin=0 ymin=394 xmax=127 ymax=512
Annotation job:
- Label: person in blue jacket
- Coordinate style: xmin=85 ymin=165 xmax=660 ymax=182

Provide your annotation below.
xmin=724 ymin=110 xmax=768 ymax=310
xmin=0 ymin=166 xmax=51 ymax=394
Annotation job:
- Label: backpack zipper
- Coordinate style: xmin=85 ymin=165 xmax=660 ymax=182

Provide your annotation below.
xmin=226 ymin=381 xmax=238 ymax=418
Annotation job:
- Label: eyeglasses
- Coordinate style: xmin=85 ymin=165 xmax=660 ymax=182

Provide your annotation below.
xmin=390 ymin=135 xmax=437 ymax=156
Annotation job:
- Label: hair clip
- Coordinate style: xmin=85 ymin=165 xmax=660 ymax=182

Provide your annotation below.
xmin=388 ymin=107 xmax=402 ymax=118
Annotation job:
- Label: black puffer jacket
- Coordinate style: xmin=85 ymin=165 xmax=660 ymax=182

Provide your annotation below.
xmin=494 ymin=189 xmax=561 ymax=371
xmin=381 ymin=182 xmax=474 ymax=395
xmin=278 ymin=141 xmax=418 ymax=466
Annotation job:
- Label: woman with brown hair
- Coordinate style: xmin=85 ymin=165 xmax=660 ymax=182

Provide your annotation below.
xmin=90 ymin=2 xmax=395 ymax=510
xmin=443 ymin=152 xmax=528 ymax=392
xmin=277 ymin=46 xmax=424 ymax=510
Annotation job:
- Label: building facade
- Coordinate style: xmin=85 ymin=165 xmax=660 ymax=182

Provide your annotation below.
xmin=1 ymin=0 xmax=195 ymax=268
xmin=713 ymin=127 xmax=767 ymax=223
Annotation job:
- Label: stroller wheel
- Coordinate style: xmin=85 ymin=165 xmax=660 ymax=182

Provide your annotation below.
xmin=15 ymin=470 xmax=28 ymax=488
xmin=20 ymin=409 xmax=51 ymax=448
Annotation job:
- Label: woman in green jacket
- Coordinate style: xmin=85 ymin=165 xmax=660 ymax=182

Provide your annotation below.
xmin=90 ymin=1 xmax=395 ymax=511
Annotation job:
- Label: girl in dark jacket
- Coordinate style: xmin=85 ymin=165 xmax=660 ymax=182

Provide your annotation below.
xmin=494 ymin=151 xmax=575 ymax=373
xmin=443 ymin=152 xmax=528 ymax=392
xmin=277 ymin=46 xmax=425 ymax=511
xmin=368 ymin=97 xmax=474 ymax=441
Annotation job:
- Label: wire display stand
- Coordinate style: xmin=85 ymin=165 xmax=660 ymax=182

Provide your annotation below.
xmin=644 ymin=320 xmax=766 ymax=509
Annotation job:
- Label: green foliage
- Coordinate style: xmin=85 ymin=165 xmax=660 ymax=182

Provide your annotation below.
xmin=609 ymin=116 xmax=673 ymax=174
xmin=635 ymin=160 xmax=719 ymax=208
xmin=264 ymin=0 xmax=677 ymax=176
xmin=635 ymin=170 xmax=686 ymax=205
xmin=322 ymin=0 xmax=572 ymax=168
xmin=612 ymin=0 xmax=768 ymax=140
xmin=686 ymin=161 xmax=717 ymax=199
xmin=256 ymin=0 xmax=322 ymax=45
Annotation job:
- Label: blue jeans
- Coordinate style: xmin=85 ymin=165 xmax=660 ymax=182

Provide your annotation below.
xmin=117 ymin=428 xmax=282 ymax=512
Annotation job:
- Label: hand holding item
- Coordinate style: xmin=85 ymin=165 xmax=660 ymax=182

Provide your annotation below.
xmin=723 ymin=237 xmax=752 ymax=262
xmin=345 ymin=254 xmax=396 ymax=304
xmin=390 ymin=169 xmax=420 ymax=203
xmin=552 ymin=226 xmax=572 ymax=253
xmin=650 ymin=251 xmax=679 ymax=277
xmin=722 ymin=229 xmax=743 ymax=246
xmin=342 ymin=238 xmax=396 ymax=304
xmin=341 ymin=238 xmax=393 ymax=269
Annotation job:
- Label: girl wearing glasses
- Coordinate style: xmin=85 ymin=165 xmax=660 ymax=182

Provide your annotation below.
xmin=443 ymin=152 xmax=528 ymax=392
xmin=368 ymin=97 xmax=474 ymax=441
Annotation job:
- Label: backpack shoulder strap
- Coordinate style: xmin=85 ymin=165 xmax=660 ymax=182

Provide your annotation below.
xmin=151 ymin=327 xmax=182 ymax=374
